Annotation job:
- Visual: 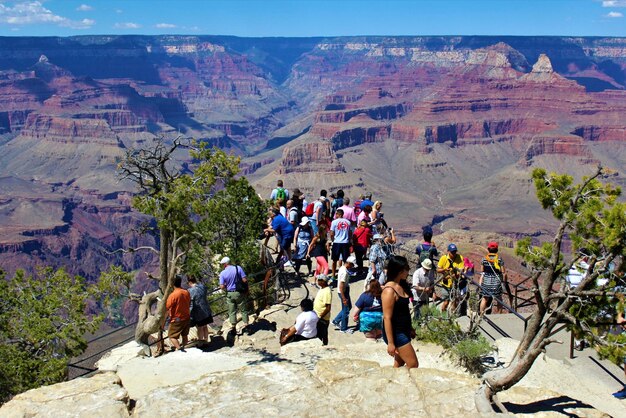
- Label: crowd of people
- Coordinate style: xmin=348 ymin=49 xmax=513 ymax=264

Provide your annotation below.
xmin=265 ymin=179 xmax=512 ymax=369
xmin=158 ymin=178 xmax=626 ymax=399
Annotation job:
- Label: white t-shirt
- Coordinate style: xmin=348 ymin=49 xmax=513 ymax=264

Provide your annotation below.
xmin=412 ymin=267 xmax=434 ymax=301
xmin=295 ymin=310 xmax=319 ymax=338
xmin=337 ymin=265 xmax=349 ymax=286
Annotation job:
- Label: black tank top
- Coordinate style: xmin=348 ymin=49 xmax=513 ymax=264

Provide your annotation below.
xmin=386 ymin=286 xmax=412 ymax=335
xmin=309 ymin=238 xmax=327 ymax=257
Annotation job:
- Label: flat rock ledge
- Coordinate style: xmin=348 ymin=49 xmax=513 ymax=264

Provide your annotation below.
xmin=0 ymin=301 xmax=614 ymax=418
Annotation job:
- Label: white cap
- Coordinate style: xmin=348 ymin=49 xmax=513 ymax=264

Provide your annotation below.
xmin=219 ymin=256 xmax=230 ymax=265
xmin=300 ymin=216 xmax=310 ymax=226
xmin=346 ymin=255 xmax=357 ymax=264
xmin=421 ymin=259 xmax=433 ymax=270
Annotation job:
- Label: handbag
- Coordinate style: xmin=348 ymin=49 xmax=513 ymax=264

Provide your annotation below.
xmin=234 ymin=266 xmax=249 ymax=293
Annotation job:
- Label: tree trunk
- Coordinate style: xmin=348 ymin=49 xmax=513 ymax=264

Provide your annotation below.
xmin=134 ymin=229 xmax=173 ymax=355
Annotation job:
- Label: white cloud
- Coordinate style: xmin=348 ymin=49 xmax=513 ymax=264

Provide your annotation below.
xmin=155 ymin=23 xmax=176 ymax=28
xmin=115 ymin=9 xmax=123 ymax=14
xmin=114 ymin=22 xmax=141 ymax=29
xmin=602 ymin=1 xmax=626 ymax=7
xmin=605 ymin=11 xmax=624 ymax=17
xmin=76 ymin=4 xmax=92 ymax=12
xmin=0 ymin=1 xmax=94 ymax=28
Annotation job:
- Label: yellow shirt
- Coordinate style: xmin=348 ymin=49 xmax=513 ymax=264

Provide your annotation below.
xmin=313 ymin=286 xmax=332 ymax=321
xmin=438 ymin=253 xmax=464 ymax=288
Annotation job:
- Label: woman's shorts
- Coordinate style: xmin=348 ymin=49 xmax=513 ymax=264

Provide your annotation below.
xmin=382 ymin=328 xmax=412 ymax=348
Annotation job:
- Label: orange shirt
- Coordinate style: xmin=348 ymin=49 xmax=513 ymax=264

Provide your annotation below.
xmin=166 ymin=287 xmax=191 ymax=321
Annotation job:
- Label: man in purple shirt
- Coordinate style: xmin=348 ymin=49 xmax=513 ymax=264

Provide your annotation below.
xmin=219 ymin=257 xmax=249 ymax=333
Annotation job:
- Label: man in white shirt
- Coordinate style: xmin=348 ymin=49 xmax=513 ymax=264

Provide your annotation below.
xmin=280 ymin=298 xmax=319 ymax=345
xmin=412 ymin=259 xmax=435 ymax=320
xmin=332 ymin=255 xmax=357 ymax=333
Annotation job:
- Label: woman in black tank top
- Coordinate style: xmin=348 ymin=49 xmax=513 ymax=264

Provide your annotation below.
xmin=382 ymin=255 xmax=419 ymax=369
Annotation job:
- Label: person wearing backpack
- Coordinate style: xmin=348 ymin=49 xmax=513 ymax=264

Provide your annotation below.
xmin=478 ymin=241 xmax=506 ymax=314
xmin=330 ymin=189 xmax=344 ymax=219
xmin=415 ymin=226 xmax=439 ymax=265
xmin=270 ymin=180 xmax=289 ymax=205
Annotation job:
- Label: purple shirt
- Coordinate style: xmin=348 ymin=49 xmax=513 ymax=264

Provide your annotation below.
xmin=219 ymin=265 xmax=246 ymax=292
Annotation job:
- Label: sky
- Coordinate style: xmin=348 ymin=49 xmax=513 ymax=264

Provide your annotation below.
xmin=0 ymin=0 xmax=624 ymax=38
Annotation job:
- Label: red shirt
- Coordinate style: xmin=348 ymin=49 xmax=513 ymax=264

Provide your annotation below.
xmin=166 ymin=287 xmax=191 ymax=321
xmin=353 ymin=226 xmax=372 ymax=248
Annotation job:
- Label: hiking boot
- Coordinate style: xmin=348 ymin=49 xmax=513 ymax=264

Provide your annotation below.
xmin=612 ymin=386 xmax=626 ymax=399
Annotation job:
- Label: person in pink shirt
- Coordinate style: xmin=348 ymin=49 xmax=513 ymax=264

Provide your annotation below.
xmin=340 ymin=197 xmax=357 ymax=228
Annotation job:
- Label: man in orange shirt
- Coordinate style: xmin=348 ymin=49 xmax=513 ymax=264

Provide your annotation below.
xmin=166 ymin=275 xmax=191 ymax=351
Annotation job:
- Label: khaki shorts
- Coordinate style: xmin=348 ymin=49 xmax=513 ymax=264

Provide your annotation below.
xmin=168 ymin=318 xmax=190 ymax=339
xmin=435 ymin=285 xmax=452 ymax=301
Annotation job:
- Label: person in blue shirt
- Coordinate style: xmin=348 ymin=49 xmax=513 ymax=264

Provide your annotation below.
xmin=265 ymin=208 xmax=295 ymax=262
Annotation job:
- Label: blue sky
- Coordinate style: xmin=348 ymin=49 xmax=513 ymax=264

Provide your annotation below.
xmin=0 ymin=0 xmax=624 ymax=37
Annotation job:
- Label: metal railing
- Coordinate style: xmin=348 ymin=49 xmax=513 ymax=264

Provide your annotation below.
xmin=68 ymin=246 xmax=302 ymax=379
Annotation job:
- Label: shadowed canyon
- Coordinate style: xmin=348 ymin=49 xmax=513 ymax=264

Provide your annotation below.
xmin=1 ymin=35 xmax=626 ymax=288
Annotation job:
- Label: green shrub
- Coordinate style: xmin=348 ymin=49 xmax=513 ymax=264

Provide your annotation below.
xmin=413 ymin=305 xmax=494 ymax=375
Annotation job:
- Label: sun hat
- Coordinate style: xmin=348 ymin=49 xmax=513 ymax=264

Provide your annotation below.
xmin=421 ymin=259 xmax=433 ymax=270
xmin=300 ymin=216 xmax=310 ymax=226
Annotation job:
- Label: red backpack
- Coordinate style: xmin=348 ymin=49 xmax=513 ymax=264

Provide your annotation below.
xmin=304 ymin=202 xmax=314 ymax=216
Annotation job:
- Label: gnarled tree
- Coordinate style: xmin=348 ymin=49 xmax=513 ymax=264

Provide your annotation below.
xmin=475 ymin=166 xmax=626 ymax=413
xmin=116 ymin=137 xmax=240 ymax=353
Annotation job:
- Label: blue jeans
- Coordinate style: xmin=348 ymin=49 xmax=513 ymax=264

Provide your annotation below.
xmin=333 ymin=286 xmax=351 ymax=331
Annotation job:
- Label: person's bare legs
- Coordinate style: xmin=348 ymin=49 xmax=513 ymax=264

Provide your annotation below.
xmin=197 ymin=325 xmax=208 ymax=341
xmin=396 ymin=342 xmax=419 ymax=369
xmin=169 ymin=337 xmax=181 ymax=350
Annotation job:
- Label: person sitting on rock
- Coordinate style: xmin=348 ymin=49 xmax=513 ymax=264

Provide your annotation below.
xmin=354 ymin=279 xmax=383 ymax=340
xmin=313 ymin=274 xmax=332 ymax=345
xmin=280 ymin=298 xmax=319 ymax=345
xmin=166 ymin=275 xmax=191 ymax=351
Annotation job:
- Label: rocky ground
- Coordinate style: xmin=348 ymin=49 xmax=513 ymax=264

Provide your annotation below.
xmin=1 ymin=280 xmax=623 ymax=417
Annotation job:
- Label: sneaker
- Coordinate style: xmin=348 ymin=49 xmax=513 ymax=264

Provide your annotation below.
xmin=340 ymin=329 xmax=355 ymax=334
xmin=331 ymin=321 xmax=340 ymax=330
xmin=284 ymin=260 xmax=293 ymax=267
xmin=612 ymin=386 xmax=626 ymax=399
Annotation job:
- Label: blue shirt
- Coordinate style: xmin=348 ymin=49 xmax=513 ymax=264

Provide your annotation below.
xmin=355 ymin=292 xmax=382 ymax=312
xmin=360 ymin=199 xmax=374 ymax=210
xmin=219 ymin=265 xmax=246 ymax=292
xmin=272 ymin=214 xmax=295 ymax=239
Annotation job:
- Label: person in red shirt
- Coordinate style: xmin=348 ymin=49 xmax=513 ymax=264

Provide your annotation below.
xmin=166 ymin=275 xmax=191 ymax=351
xmin=353 ymin=219 xmax=373 ymax=272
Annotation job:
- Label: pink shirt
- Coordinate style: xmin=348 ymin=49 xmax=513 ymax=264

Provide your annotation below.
xmin=340 ymin=204 xmax=356 ymax=223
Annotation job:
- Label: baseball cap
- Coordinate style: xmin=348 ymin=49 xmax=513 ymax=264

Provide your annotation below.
xmin=219 ymin=256 xmax=230 ymax=264
xmin=346 ymin=255 xmax=357 ymax=264
xmin=448 ymin=243 xmax=458 ymax=252
xmin=316 ymin=274 xmax=328 ymax=282
xmin=372 ymin=233 xmax=383 ymax=240
xmin=421 ymin=259 xmax=433 ymax=270
xmin=487 ymin=241 xmax=499 ymax=250
xmin=300 ymin=216 xmax=310 ymax=226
